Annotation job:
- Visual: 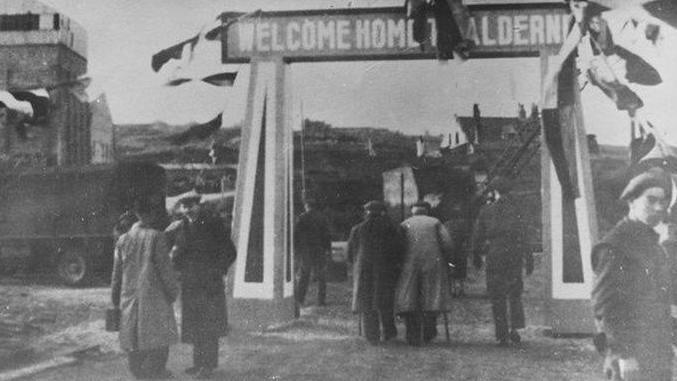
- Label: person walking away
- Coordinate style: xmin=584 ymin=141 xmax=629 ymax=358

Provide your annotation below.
xmin=396 ymin=201 xmax=454 ymax=346
xmin=167 ymin=193 xmax=237 ymax=379
xmin=591 ymin=167 xmax=673 ymax=381
xmin=111 ymin=197 xmax=179 ymax=379
xmin=471 ymin=177 xmax=533 ymax=346
xmin=346 ymin=201 xmax=404 ymax=344
xmin=294 ymin=199 xmax=332 ymax=306
xmin=444 ymin=203 xmax=472 ymax=297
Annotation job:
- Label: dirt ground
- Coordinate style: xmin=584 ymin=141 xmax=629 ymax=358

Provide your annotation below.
xmin=0 ymin=258 xmax=635 ymax=381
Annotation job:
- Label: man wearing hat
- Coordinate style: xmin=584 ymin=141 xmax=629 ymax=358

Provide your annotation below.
xmin=591 ymin=166 xmax=674 ymax=381
xmin=395 ymin=200 xmax=454 ymax=345
xmin=294 ymin=199 xmax=332 ymax=306
xmin=166 ymin=192 xmax=236 ymax=379
xmin=471 ymin=177 xmax=533 ymax=346
xmin=346 ymin=201 xmax=404 ymax=344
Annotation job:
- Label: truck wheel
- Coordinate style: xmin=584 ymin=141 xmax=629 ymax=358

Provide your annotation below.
xmin=57 ymin=245 xmax=92 ymax=287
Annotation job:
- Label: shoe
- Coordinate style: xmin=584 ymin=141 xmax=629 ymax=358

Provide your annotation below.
xmin=383 ymin=331 xmax=397 ymax=342
xmin=147 ymin=369 xmax=174 ymax=379
xmin=509 ymin=330 xmax=521 ymax=344
xmin=185 ymin=367 xmax=200 ymax=375
xmin=195 ymin=367 xmax=214 ymax=379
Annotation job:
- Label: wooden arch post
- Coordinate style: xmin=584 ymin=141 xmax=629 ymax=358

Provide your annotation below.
xmin=540 ymin=49 xmax=597 ymax=335
xmin=229 ymin=57 xmax=296 ymax=330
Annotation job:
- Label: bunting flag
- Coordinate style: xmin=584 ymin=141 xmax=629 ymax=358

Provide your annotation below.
xmin=0 ymin=89 xmax=51 ymax=140
xmin=151 ymin=11 xmax=261 ymax=87
xmin=9 ymin=89 xmax=49 ymax=122
xmin=541 ymin=0 xmax=677 ymax=196
xmin=542 ymin=16 xmax=580 ymax=200
xmin=406 ymin=0 xmax=474 ymax=59
xmin=0 ymin=91 xmax=35 ymax=118
xmin=60 ymin=76 xmax=94 ymax=103
xmin=630 ymin=114 xmax=677 ymax=173
xmin=168 ymin=113 xmax=223 ymax=145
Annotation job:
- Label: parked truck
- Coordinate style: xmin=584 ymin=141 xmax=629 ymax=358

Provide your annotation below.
xmin=0 ymin=161 xmax=166 ymax=286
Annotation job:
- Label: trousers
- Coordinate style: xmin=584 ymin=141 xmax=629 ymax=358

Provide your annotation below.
xmin=402 ymin=311 xmax=438 ymax=346
xmin=362 ymin=306 xmax=397 ymax=344
xmin=490 ymin=280 xmax=525 ymax=341
xmin=193 ymin=336 xmax=219 ymax=369
xmin=127 ymin=347 xmax=169 ymax=379
xmin=296 ymin=260 xmax=326 ymax=305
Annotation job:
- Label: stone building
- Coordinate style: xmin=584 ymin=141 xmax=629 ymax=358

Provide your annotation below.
xmin=0 ymin=0 xmax=112 ymax=167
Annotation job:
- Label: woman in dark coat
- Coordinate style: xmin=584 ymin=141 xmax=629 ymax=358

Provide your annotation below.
xmin=591 ymin=167 xmax=673 ymax=381
xmin=346 ymin=201 xmax=404 ymax=344
xmin=166 ymin=194 xmax=236 ymax=379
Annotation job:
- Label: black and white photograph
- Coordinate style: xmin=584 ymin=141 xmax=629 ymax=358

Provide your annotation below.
xmin=0 ymin=0 xmax=676 ymax=379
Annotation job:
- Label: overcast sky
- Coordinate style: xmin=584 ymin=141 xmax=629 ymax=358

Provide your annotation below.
xmin=39 ymin=0 xmax=677 ymax=147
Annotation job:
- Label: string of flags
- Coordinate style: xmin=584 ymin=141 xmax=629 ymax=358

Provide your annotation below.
xmin=151 ymin=10 xmax=261 ymax=88
xmin=0 ymin=75 xmax=103 ymax=140
xmin=542 ymin=0 xmax=677 ymax=198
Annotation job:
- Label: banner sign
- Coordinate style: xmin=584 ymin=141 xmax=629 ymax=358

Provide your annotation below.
xmin=223 ymin=5 xmax=568 ymax=62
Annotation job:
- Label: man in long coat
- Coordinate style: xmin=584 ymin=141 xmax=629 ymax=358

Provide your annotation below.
xmin=396 ymin=201 xmax=454 ymax=346
xmin=346 ymin=201 xmax=404 ymax=344
xmin=167 ymin=193 xmax=236 ymax=379
xmin=471 ymin=178 xmax=533 ymax=346
xmin=111 ymin=197 xmax=179 ymax=380
xmin=591 ymin=167 xmax=673 ymax=381
xmin=294 ymin=199 xmax=332 ymax=306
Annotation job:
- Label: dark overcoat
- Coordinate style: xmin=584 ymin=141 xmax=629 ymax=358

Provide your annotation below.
xmin=167 ymin=213 xmax=236 ymax=343
xmin=346 ymin=214 xmax=404 ymax=313
xmin=444 ymin=217 xmax=471 ymax=280
xmin=294 ymin=209 xmax=331 ymax=267
xmin=396 ymin=215 xmax=453 ymax=313
xmin=591 ymin=218 xmax=673 ymax=377
xmin=471 ymin=195 xmax=530 ymax=296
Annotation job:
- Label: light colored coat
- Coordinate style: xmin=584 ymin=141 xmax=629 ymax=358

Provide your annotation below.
xmin=112 ymin=222 xmax=179 ymax=351
xmin=396 ymin=215 xmax=453 ymax=313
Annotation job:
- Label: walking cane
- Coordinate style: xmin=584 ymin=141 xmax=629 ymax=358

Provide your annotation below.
xmin=442 ymin=310 xmax=451 ymax=343
xmin=357 ymin=312 xmax=362 ymax=336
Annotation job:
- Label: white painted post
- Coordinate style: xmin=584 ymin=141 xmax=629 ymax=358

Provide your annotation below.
xmin=540 ymin=50 xmax=596 ymax=335
xmin=228 ymin=57 xmax=295 ymax=330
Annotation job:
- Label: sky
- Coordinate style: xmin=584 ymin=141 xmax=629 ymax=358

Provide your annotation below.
xmin=40 ymin=0 xmax=677 ymax=147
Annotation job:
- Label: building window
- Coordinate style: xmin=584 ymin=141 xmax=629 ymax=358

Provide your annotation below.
xmin=53 ymin=14 xmax=60 ymax=30
xmin=0 ymin=14 xmax=40 ymax=31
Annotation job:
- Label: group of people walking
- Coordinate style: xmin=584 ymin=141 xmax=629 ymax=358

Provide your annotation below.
xmin=345 ymin=177 xmax=533 ymax=347
xmin=111 ymin=193 xmax=236 ymax=379
xmin=105 ymin=163 xmax=677 ymax=380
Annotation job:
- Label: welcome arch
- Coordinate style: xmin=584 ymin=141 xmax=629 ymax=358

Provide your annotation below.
xmin=163 ymin=2 xmax=597 ymax=334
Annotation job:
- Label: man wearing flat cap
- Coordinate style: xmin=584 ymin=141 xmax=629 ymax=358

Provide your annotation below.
xmin=471 ymin=177 xmax=533 ymax=346
xmin=346 ymin=201 xmax=404 ymax=344
xmin=591 ymin=166 xmax=674 ymax=381
xmin=166 ymin=192 xmax=236 ymax=379
xmin=395 ymin=200 xmax=454 ymax=345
